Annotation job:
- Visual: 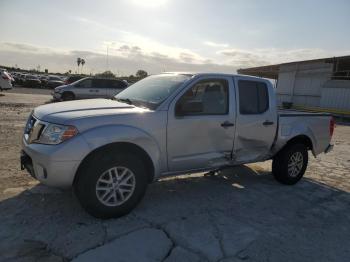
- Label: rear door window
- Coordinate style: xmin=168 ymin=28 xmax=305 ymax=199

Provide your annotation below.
xmin=92 ymin=79 xmax=109 ymax=89
xmin=238 ymin=80 xmax=269 ymax=114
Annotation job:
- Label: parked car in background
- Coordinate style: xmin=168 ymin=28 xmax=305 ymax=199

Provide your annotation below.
xmin=39 ymin=75 xmax=49 ymax=86
xmin=24 ymin=75 xmax=41 ymax=88
xmin=64 ymin=75 xmax=84 ymax=85
xmin=21 ymin=73 xmax=334 ymax=218
xmin=52 ymin=77 xmax=128 ymax=101
xmin=13 ymin=73 xmax=22 ymax=86
xmin=46 ymin=76 xmax=65 ymax=89
xmin=0 ymin=69 xmax=13 ymax=90
xmin=7 ymin=72 xmax=15 ymax=86
xmin=17 ymin=73 xmax=27 ymax=85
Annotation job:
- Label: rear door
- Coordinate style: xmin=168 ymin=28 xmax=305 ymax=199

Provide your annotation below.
xmin=105 ymin=80 xmax=128 ymax=98
xmin=89 ymin=79 xmax=108 ymax=98
xmin=233 ymin=76 xmax=277 ymax=163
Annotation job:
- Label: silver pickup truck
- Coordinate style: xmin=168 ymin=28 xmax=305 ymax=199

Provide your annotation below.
xmin=20 ymin=73 xmax=334 ymax=218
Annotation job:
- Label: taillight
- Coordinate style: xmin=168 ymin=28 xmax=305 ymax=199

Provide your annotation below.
xmin=2 ymin=74 xmax=9 ymax=80
xmin=330 ymin=117 xmax=335 ymax=137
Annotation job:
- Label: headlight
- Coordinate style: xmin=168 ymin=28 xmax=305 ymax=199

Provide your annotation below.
xmin=38 ymin=123 xmax=78 ymax=144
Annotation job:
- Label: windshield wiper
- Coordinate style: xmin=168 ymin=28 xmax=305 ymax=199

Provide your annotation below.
xmin=115 ymin=98 xmax=133 ymax=105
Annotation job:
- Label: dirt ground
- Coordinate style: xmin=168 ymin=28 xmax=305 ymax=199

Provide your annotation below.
xmin=0 ymin=88 xmax=350 ymax=262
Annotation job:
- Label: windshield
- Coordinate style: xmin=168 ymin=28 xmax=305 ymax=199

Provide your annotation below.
xmin=115 ymin=74 xmax=191 ymax=109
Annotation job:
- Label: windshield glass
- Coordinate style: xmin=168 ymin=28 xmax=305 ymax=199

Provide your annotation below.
xmin=115 ymin=74 xmax=191 ymax=109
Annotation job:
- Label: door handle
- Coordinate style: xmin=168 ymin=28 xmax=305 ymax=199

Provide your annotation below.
xmin=221 ymin=121 xmax=234 ymax=128
xmin=263 ymin=120 xmax=274 ymax=126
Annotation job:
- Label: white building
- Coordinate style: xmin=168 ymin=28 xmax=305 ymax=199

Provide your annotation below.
xmin=238 ymin=56 xmax=350 ymax=117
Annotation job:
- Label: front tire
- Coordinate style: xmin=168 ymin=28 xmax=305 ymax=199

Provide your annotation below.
xmin=272 ymin=143 xmax=308 ymax=185
xmin=74 ymin=151 xmax=148 ymax=219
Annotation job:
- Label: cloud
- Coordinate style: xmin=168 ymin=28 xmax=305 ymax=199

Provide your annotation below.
xmin=129 ymin=0 xmax=168 ymax=8
xmin=1 ymin=41 xmax=348 ymax=75
xmin=203 ymin=41 xmax=229 ymax=48
xmin=0 ymin=42 xmax=236 ymax=75
xmin=217 ymin=48 xmax=349 ymax=68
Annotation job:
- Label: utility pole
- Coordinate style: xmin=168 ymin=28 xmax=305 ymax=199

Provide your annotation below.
xmin=106 ymin=45 xmax=109 ymax=71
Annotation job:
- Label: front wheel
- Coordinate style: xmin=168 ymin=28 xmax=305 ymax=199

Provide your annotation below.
xmin=74 ymin=151 xmax=148 ymax=219
xmin=272 ymin=143 xmax=308 ymax=185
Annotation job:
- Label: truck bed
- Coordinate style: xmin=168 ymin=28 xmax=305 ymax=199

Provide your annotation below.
xmin=276 ymin=109 xmax=332 ymax=156
xmin=278 ymin=109 xmax=331 ymax=117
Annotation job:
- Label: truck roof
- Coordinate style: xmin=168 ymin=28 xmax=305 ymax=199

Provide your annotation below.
xmin=161 ymin=72 xmax=272 ymax=81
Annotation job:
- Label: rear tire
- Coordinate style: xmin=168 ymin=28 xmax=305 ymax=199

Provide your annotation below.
xmin=62 ymin=92 xmax=75 ymax=101
xmin=272 ymin=143 xmax=308 ymax=185
xmin=74 ymin=150 xmax=148 ymax=219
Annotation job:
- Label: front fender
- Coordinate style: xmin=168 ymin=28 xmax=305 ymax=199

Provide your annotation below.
xmin=80 ymin=124 xmax=162 ymax=178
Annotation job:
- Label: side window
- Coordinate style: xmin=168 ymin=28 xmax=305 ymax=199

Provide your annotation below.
xmin=92 ymin=79 xmax=108 ymax=89
xmin=238 ymin=80 xmax=269 ymax=114
xmin=77 ymin=79 xmax=92 ymax=88
xmin=176 ymin=79 xmax=229 ymax=116
xmin=107 ymin=80 xmax=127 ymax=89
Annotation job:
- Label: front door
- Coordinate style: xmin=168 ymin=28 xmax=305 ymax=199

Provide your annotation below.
xmin=232 ymin=76 xmax=277 ymax=163
xmin=72 ymin=78 xmax=93 ymax=99
xmin=167 ymin=76 xmax=236 ymax=172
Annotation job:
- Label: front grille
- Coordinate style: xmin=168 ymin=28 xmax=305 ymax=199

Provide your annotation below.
xmin=24 ymin=114 xmax=36 ymax=134
xmin=24 ymin=114 xmax=46 ymax=143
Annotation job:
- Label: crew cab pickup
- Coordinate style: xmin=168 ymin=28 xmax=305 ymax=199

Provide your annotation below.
xmin=20 ymin=73 xmax=334 ymax=218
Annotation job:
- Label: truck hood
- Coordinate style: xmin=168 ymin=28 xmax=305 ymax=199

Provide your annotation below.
xmin=33 ymin=99 xmax=148 ymax=124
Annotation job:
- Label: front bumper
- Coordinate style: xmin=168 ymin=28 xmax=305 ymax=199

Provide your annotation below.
xmin=52 ymin=92 xmax=62 ymax=101
xmin=20 ymin=135 xmax=89 ymax=188
xmin=20 ymin=151 xmax=35 ymax=178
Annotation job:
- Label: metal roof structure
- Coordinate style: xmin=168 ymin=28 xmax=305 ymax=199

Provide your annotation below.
xmin=237 ymin=55 xmax=350 ymax=79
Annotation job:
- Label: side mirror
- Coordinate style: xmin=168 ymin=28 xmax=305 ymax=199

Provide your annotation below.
xmin=176 ymin=100 xmax=203 ymax=116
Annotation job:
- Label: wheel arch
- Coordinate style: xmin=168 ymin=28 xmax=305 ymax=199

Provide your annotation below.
xmin=62 ymin=91 xmax=75 ymax=100
xmin=73 ymin=142 xmax=155 ymax=186
xmin=285 ymin=135 xmax=313 ymax=150
xmin=275 ymin=134 xmax=314 ymax=157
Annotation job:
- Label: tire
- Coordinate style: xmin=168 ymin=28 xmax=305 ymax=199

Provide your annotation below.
xmin=272 ymin=143 xmax=308 ymax=185
xmin=74 ymin=150 xmax=148 ymax=219
xmin=62 ymin=92 xmax=75 ymax=101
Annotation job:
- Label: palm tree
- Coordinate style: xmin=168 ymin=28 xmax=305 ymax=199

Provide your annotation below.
xmin=77 ymin=58 xmax=81 ymax=74
xmin=81 ymin=59 xmax=85 ymax=74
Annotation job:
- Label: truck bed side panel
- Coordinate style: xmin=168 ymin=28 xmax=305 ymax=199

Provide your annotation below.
xmin=274 ymin=113 xmax=331 ymax=156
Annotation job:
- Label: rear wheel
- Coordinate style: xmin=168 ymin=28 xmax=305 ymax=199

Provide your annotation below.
xmin=74 ymin=151 xmax=148 ymax=219
xmin=62 ymin=92 xmax=75 ymax=101
xmin=272 ymin=143 xmax=308 ymax=185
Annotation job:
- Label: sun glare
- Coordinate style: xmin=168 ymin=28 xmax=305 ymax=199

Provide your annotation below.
xmin=130 ymin=0 xmax=168 ymax=8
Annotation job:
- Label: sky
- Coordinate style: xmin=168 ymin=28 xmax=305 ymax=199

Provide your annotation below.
xmin=0 ymin=0 xmax=349 ymax=75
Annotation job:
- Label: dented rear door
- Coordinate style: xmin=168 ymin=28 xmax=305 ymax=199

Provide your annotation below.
xmin=232 ymin=76 xmax=277 ymax=163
